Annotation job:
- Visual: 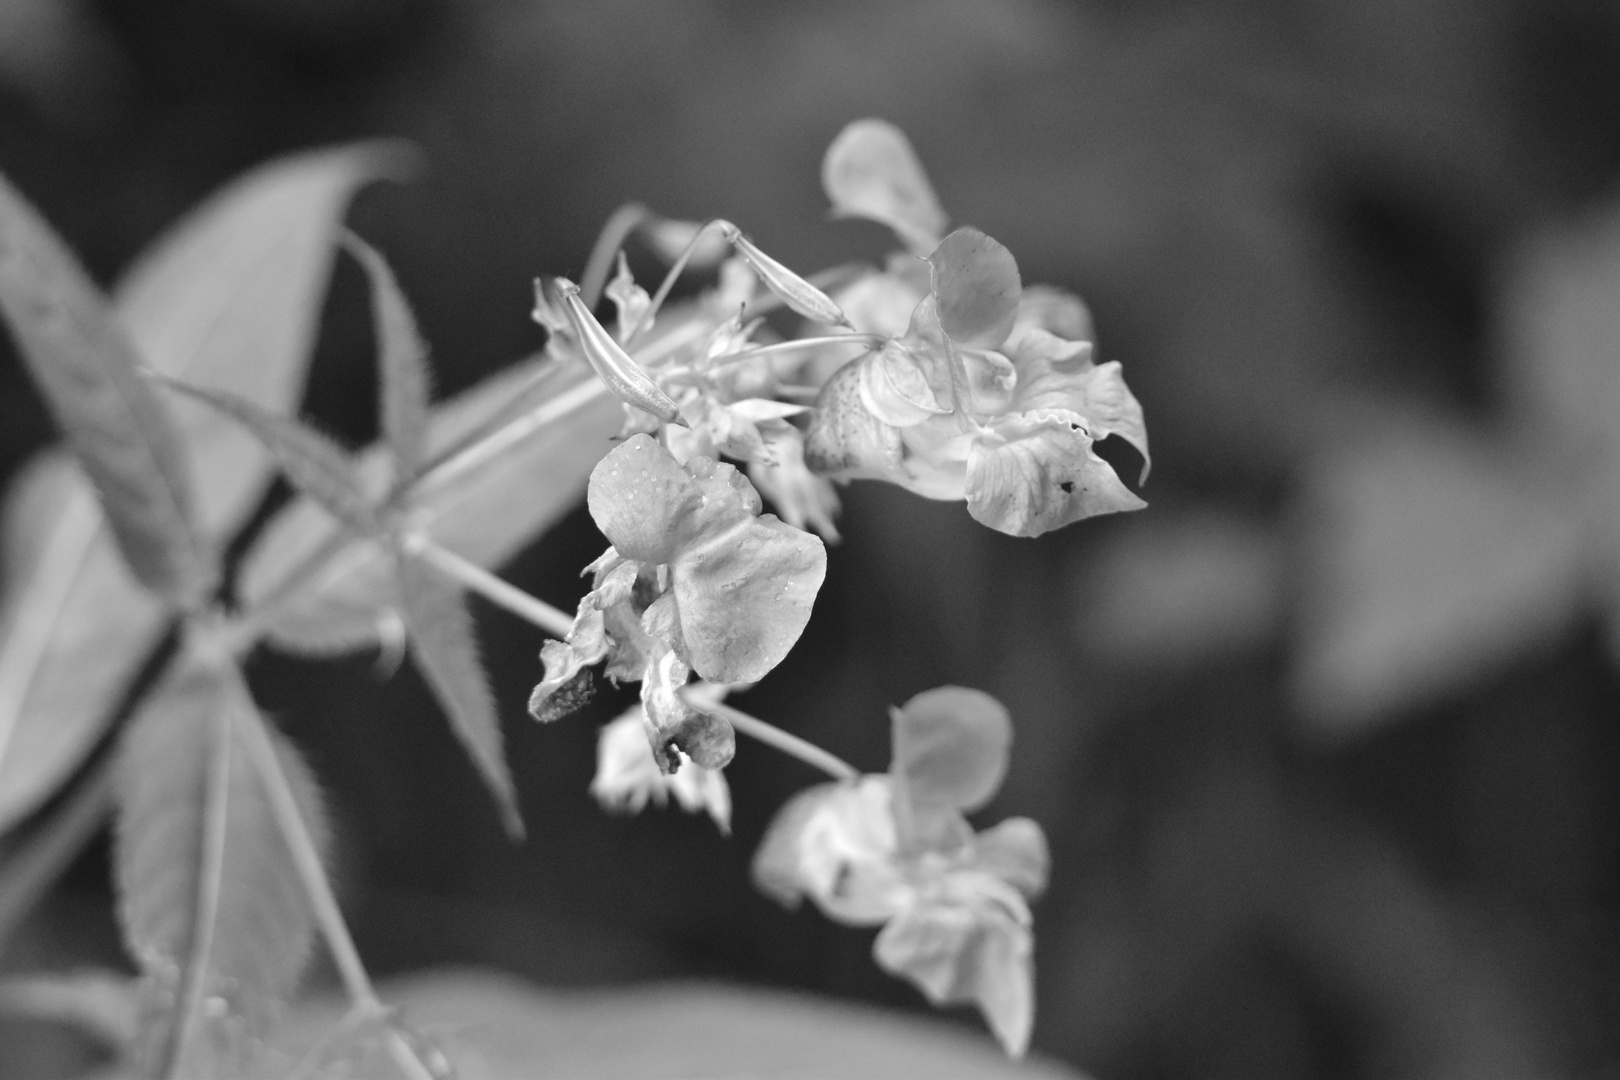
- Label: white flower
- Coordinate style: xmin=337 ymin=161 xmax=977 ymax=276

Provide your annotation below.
xmin=590 ymin=707 xmax=731 ymax=835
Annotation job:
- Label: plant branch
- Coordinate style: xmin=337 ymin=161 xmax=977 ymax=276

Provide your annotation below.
xmin=407 ymin=538 xmax=573 ymax=637
xmin=579 ymin=202 xmax=650 ymax=308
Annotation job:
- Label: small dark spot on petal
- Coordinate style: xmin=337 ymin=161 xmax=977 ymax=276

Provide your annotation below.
xmin=1059 ymin=481 xmax=1075 ymax=494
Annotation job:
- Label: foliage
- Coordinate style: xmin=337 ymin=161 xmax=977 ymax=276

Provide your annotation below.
xmin=0 ymin=119 xmax=1146 ymax=1074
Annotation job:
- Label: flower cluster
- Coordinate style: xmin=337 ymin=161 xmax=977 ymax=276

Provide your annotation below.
xmin=523 ymin=118 xmax=1142 ymax=1058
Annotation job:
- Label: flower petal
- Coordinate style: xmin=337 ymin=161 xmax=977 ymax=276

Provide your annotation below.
xmin=927 ymin=229 xmax=1021 ymax=350
xmin=858 ymin=341 xmax=951 ymax=427
xmin=966 ymin=409 xmax=1145 ymax=537
xmin=872 ymin=875 xmax=1035 ymax=1058
xmin=821 ymin=119 xmax=948 ymax=256
xmin=1012 ymin=331 xmax=1149 ymax=482
xmin=640 ymin=648 xmax=734 ymax=771
xmin=890 ymin=686 xmax=1012 ymax=817
xmin=586 ymin=434 xmax=700 ymax=564
xmin=971 ymin=817 xmax=1049 ymax=899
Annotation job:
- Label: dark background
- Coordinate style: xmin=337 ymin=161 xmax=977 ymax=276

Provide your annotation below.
xmin=3 ymin=1 xmax=1620 ymax=1077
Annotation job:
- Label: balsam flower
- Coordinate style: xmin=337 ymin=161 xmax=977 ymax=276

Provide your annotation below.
xmin=805 ymin=227 xmax=1148 ymax=538
xmin=753 ymin=687 xmax=1049 ymax=1057
xmin=807 ymin=119 xmax=1148 ymax=538
xmin=529 ymin=435 xmax=826 ymax=771
xmin=591 ymin=699 xmax=731 ymax=834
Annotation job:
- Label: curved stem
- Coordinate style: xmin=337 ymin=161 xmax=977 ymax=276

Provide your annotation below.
xmin=579 ymin=203 xmax=650 ymax=309
xmin=624 ymin=218 xmax=724 ymax=348
xmin=407 ymin=538 xmax=573 ymax=637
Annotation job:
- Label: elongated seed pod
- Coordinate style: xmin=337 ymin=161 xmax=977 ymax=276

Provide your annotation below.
xmin=550 ymin=277 xmax=684 ymax=425
xmin=718 ymin=221 xmax=854 ymax=329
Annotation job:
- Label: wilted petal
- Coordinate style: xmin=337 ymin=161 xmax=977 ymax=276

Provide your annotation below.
xmin=640 ymin=648 xmax=734 ymax=771
xmin=526 ymin=593 xmax=612 ymax=722
xmin=592 ymin=707 xmax=731 ymax=833
xmin=966 ymin=409 xmax=1145 ymax=537
xmin=821 ymin=119 xmax=948 ymax=256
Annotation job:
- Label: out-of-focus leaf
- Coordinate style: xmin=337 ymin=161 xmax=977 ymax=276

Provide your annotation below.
xmin=113 ymin=647 xmax=326 ymax=1077
xmin=0 ymin=970 xmax=138 ymax=1053
xmin=0 ymin=171 xmax=205 ymax=605
xmin=345 ymin=233 xmax=432 ymax=479
xmin=0 ymin=145 xmax=389 ymax=837
xmin=0 ymin=455 xmax=166 ymax=836
xmin=822 ymin=119 xmax=949 ymax=257
xmin=116 ymin=141 xmax=408 ymax=537
xmin=238 ymin=362 xmax=620 ymax=654
xmin=890 ymin=686 xmax=1011 ymax=816
xmin=268 ymin=968 xmax=1085 ymax=1079
xmin=397 ymin=555 xmax=524 ymax=840
xmin=1292 ymin=419 xmax=1584 ymax=737
xmin=928 ymin=229 xmax=1021 ymax=350
xmin=162 ymin=380 xmax=379 ymax=536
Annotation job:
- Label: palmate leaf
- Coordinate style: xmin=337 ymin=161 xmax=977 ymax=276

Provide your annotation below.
xmin=238 ymin=360 xmax=622 ymax=654
xmin=160 ymin=380 xmax=380 ymax=536
xmin=344 ymin=233 xmax=433 ymax=480
xmin=0 ymin=171 xmax=206 ymax=606
xmin=0 ymin=145 xmax=391 ymax=837
xmin=113 ymin=645 xmax=327 ymax=1078
xmin=396 ymin=554 xmax=524 ymax=840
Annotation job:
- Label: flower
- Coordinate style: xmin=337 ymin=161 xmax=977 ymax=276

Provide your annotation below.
xmin=528 ymin=436 xmax=826 ymax=771
xmin=752 ymin=687 xmax=1049 ymax=1057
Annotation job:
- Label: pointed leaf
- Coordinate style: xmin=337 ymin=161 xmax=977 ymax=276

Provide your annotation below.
xmin=0 ymin=456 xmax=168 ymax=836
xmin=822 ymin=119 xmax=948 ymax=256
xmin=238 ymin=361 xmax=621 ymax=654
xmin=1293 ymin=419 xmax=1584 ymax=738
xmin=115 ymin=142 xmax=407 ymax=539
xmin=0 ymin=171 xmax=205 ymax=605
xmin=396 ymin=554 xmax=524 ymax=839
xmin=928 ymin=229 xmax=1021 ymax=350
xmin=345 ymin=233 xmax=432 ymax=478
xmin=162 ymin=380 xmax=380 ymax=536
xmin=113 ymin=648 xmax=327 ymax=1077
xmin=891 ymin=686 xmax=1012 ymax=816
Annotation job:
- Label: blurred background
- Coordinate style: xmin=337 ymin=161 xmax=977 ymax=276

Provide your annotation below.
xmin=2 ymin=1 xmax=1620 ymax=1077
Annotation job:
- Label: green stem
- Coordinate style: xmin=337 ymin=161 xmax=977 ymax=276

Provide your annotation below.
xmin=579 ymin=203 xmax=650 ymax=308
xmin=624 ymin=218 xmax=724 ymax=348
xmin=705 ymin=700 xmax=859 ymax=782
xmin=410 ymin=539 xmax=858 ymax=782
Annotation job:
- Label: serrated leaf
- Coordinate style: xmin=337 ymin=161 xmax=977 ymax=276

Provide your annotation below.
xmin=822 ymin=119 xmax=948 ymax=257
xmin=927 ymin=229 xmax=1021 ymax=351
xmin=0 ymin=455 xmax=167 ymax=836
xmin=239 ymin=361 xmax=620 ymax=654
xmin=0 ymin=146 xmax=389 ymax=839
xmin=1292 ymin=419 xmax=1584 ymax=738
xmin=345 ymin=233 xmax=433 ymax=479
xmin=163 ymin=380 xmax=380 ymax=537
xmin=396 ymin=554 xmax=524 ymax=840
xmin=890 ymin=686 xmax=1011 ymax=816
xmin=113 ymin=647 xmax=327 ymax=1077
xmin=0 ymin=171 xmax=205 ymax=606
xmin=116 ymin=142 xmax=406 ymax=539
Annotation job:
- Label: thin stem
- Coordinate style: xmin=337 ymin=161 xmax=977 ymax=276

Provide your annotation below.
xmin=579 ymin=203 xmax=650 ymax=308
xmin=407 ymin=538 xmax=573 ymax=637
xmin=624 ymin=218 xmax=724 ymax=347
xmin=666 ymin=333 xmax=880 ymax=380
xmin=703 ymin=699 xmax=859 ymax=782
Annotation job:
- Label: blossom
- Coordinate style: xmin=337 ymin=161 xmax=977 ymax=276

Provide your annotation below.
xmin=752 ymin=687 xmax=1048 ymax=1057
xmin=591 ymin=703 xmax=731 ymax=834
xmin=528 ymin=436 xmax=826 ymax=771
xmin=807 ymin=119 xmax=1148 ymax=538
